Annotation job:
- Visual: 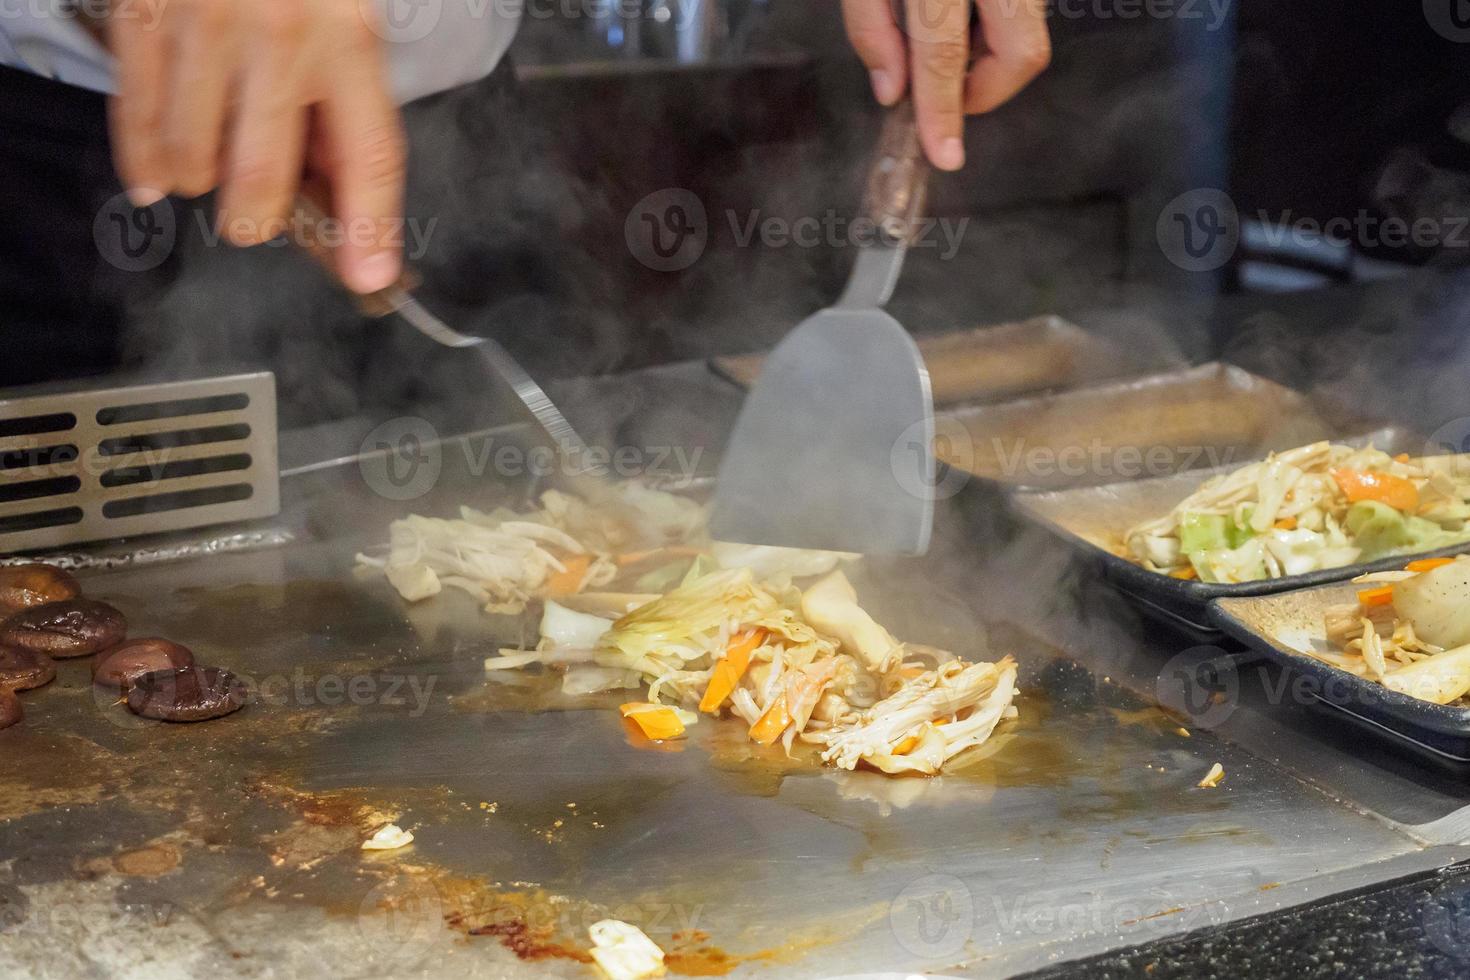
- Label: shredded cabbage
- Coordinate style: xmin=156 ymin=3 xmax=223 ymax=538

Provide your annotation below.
xmin=369 ymin=486 xmax=1018 ymax=776
xmin=1126 ymin=444 xmax=1470 ymax=583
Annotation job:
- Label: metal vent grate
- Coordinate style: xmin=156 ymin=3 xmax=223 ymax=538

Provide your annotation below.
xmin=0 ymin=374 xmax=279 ymax=553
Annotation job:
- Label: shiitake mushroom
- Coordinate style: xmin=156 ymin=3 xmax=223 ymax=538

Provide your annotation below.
xmin=0 ymin=599 xmax=126 ymax=658
xmin=0 ymin=688 xmax=21 ymax=730
xmin=93 ymin=639 xmax=195 ymax=691
xmin=0 ymin=646 xmax=56 ymax=692
xmin=0 ymin=565 xmax=81 ymax=617
xmin=126 ymin=666 xmax=247 ymax=723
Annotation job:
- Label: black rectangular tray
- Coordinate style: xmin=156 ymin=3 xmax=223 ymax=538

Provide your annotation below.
xmin=1211 ymin=582 xmax=1470 ymax=761
xmin=1010 ymin=426 xmax=1447 ymax=635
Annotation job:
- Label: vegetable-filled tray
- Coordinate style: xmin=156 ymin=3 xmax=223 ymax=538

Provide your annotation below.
xmin=939 ymin=363 xmax=1336 ymax=490
xmin=1211 ymin=559 xmax=1470 ymax=760
xmin=711 ymin=315 xmax=1161 ymax=408
xmin=1010 ymin=429 xmax=1468 ymax=634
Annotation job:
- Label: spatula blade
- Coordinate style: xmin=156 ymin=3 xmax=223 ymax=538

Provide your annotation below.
xmin=709 ymin=308 xmax=934 ymax=555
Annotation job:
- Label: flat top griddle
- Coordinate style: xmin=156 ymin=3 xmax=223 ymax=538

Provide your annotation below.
xmin=3 ymin=362 xmax=1470 ymax=979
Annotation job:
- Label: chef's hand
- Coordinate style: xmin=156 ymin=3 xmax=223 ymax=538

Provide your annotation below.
xmin=104 ymin=0 xmax=406 ymax=293
xmin=842 ymin=0 xmax=1051 ymax=171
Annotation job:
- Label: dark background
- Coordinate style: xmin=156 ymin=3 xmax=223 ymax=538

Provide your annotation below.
xmin=4 ymin=0 xmax=1470 ymax=433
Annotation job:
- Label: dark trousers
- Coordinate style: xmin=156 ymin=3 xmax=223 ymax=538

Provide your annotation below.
xmin=0 ymin=65 xmax=135 ymax=389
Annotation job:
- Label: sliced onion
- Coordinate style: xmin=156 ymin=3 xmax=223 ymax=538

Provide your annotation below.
xmin=540 ymin=600 xmax=614 ymax=650
xmin=1392 ymin=560 xmax=1470 ymax=649
xmin=562 ymin=667 xmax=642 ymax=696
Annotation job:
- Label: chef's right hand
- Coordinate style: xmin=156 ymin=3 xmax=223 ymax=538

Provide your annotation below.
xmin=842 ymin=0 xmax=1051 ymax=172
xmin=104 ymin=0 xmax=407 ymax=294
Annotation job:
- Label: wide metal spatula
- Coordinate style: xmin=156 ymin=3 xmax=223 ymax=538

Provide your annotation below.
xmin=710 ymin=103 xmax=935 ymax=555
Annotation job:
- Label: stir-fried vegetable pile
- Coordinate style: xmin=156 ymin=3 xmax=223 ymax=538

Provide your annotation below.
xmin=359 ymin=485 xmax=1019 ymax=775
xmin=1316 ymin=556 xmax=1470 ymax=705
xmin=355 ymin=485 xmax=707 ymax=613
xmin=1125 ymin=443 xmax=1470 ymax=583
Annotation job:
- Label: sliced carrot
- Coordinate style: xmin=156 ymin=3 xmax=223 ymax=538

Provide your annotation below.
xmin=1331 ymin=468 xmax=1420 ymax=513
xmin=1169 ymin=566 xmax=1199 ymax=580
xmin=619 ymin=702 xmax=686 ymax=740
xmin=621 ymin=719 xmax=686 ymax=753
xmin=898 ymin=665 xmax=927 ymax=680
xmin=748 ymin=694 xmax=792 ymax=745
xmin=1395 ymin=453 xmax=1411 ymax=463
xmin=698 ymin=628 xmax=766 ymax=713
xmin=1356 ymin=585 xmax=1396 ymax=608
xmin=1406 ymin=557 xmax=1456 ymax=574
xmin=892 ymin=734 xmax=920 ymax=755
xmin=1274 ymin=517 xmax=1297 ymax=531
xmin=545 ymin=554 xmax=593 ymax=597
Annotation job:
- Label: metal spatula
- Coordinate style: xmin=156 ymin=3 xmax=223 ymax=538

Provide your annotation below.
xmin=709 ymin=103 xmax=935 ymax=555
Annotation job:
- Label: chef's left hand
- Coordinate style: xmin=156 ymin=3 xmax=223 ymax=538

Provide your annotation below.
xmin=842 ymin=0 xmax=1051 ymax=171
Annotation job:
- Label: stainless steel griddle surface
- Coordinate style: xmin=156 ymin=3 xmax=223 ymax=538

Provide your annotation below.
xmin=3 ymin=362 xmax=1470 ymax=979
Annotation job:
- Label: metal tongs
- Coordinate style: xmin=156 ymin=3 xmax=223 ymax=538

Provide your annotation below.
xmin=292 ymin=196 xmax=618 ymax=507
xmin=709 ymin=102 xmax=935 ymax=555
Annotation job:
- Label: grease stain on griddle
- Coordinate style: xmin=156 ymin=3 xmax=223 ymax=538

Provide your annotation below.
xmin=111 ymin=843 xmax=181 ymax=877
xmin=4 ymin=575 xmax=1285 ymax=977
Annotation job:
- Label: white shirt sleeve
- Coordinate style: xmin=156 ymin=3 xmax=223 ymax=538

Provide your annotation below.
xmin=0 ymin=1 xmax=521 ymax=104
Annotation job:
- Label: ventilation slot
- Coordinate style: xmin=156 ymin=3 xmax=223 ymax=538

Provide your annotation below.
xmin=100 ymin=454 xmax=254 ymax=489
xmin=98 ymin=424 xmax=252 ymax=457
xmin=0 ymin=372 xmax=278 ymax=551
xmin=0 ymin=476 xmax=82 ymax=503
xmin=0 ymin=413 xmax=77 ymax=439
xmin=102 ymin=484 xmax=254 ymax=519
xmin=1 ymin=444 xmax=79 ymax=472
xmin=0 ymin=507 xmax=84 ymax=535
xmin=97 ymin=394 xmax=250 ymax=426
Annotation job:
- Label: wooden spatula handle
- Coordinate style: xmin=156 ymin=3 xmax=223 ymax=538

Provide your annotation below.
xmin=862 ymin=101 xmax=931 ymax=246
xmin=292 ymin=191 xmax=417 ymax=319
